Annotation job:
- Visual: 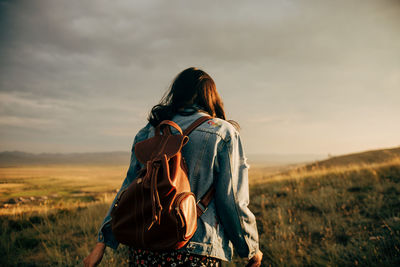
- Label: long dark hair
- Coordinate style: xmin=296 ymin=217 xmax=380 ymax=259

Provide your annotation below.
xmin=148 ymin=67 xmax=227 ymax=126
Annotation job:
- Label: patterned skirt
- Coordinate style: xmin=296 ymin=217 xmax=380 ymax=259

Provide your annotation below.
xmin=128 ymin=247 xmax=221 ymax=267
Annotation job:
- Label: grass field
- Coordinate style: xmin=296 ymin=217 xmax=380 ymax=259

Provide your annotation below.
xmin=0 ymin=165 xmax=126 ymax=215
xmin=1 ymin=155 xmax=400 ymax=266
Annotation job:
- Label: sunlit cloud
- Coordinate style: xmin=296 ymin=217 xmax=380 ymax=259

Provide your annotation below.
xmin=0 ymin=0 xmax=399 ymax=154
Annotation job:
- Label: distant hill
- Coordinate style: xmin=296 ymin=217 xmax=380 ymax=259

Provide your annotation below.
xmin=247 ymin=153 xmax=325 ymax=165
xmin=0 ymin=151 xmax=325 ymax=167
xmin=306 ymin=146 xmax=400 ymax=169
xmin=2 ymin=147 xmax=398 ymax=168
xmin=0 ymin=151 xmax=131 ymax=167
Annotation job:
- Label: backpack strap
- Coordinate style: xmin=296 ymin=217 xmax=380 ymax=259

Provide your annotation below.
xmin=183 ymin=116 xmax=212 ymax=136
xmin=182 ymin=115 xmax=216 ymax=217
xmin=196 ymin=186 xmax=216 ymax=217
xmin=156 ymin=120 xmax=183 ymax=135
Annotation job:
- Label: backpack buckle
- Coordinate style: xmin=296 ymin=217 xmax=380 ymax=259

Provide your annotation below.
xmin=196 ymin=200 xmax=208 ymax=215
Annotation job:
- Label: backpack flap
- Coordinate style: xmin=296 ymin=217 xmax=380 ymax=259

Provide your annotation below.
xmin=135 ymin=134 xmax=188 ymax=164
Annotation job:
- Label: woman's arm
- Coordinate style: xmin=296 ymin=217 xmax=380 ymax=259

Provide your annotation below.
xmin=214 ymin=131 xmax=261 ymax=259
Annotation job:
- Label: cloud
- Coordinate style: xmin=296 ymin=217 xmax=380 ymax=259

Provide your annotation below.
xmin=0 ymin=115 xmax=54 ymax=128
xmin=0 ymin=0 xmax=399 ymax=153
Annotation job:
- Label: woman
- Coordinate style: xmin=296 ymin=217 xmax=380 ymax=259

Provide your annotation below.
xmin=84 ymin=67 xmax=262 ymax=266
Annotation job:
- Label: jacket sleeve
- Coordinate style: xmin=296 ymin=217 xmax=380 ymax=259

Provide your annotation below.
xmin=97 ymin=135 xmax=142 ymax=249
xmin=214 ymin=131 xmax=260 ymax=259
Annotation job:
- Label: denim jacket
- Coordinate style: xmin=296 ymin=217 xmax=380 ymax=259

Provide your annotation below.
xmin=97 ymin=111 xmax=260 ymax=261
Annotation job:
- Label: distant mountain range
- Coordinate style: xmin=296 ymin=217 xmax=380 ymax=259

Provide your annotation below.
xmin=247 ymin=153 xmax=325 ymax=164
xmin=0 ymin=151 xmax=132 ymax=167
xmin=1 ymin=147 xmax=398 ymax=167
xmin=0 ymin=150 xmax=326 ymax=167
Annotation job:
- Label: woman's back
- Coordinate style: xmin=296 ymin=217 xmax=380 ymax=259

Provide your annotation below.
xmin=129 ymin=110 xmax=259 ymax=261
xmin=84 ymin=67 xmax=262 ymax=267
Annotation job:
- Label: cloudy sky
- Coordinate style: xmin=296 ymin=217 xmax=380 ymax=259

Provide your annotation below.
xmin=0 ymin=0 xmax=399 ymax=155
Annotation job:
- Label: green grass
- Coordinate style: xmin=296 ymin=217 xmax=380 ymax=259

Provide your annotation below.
xmin=0 ymin=165 xmax=125 ymax=202
xmin=1 ymin=160 xmax=400 ymax=266
xmin=246 ymin=161 xmax=400 ymax=267
xmin=0 ymin=201 xmax=130 ymax=267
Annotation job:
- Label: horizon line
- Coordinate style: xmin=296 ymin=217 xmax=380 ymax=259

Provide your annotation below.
xmin=1 ymin=145 xmax=399 ymax=157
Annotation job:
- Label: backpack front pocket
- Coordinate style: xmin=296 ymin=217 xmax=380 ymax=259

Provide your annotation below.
xmin=173 ymin=192 xmax=197 ymax=240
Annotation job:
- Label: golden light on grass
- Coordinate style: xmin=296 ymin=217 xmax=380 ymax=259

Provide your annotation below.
xmin=251 ymin=157 xmax=400 ymax=185
xmin=1 ymin=153 xmax=399 ymax=266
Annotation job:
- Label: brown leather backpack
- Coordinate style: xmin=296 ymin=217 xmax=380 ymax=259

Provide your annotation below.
xmin=111 ymin=116 xmax=215 ymax=250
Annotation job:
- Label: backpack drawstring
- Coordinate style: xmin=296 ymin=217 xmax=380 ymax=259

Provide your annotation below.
xmin=147 ymin=160 xmax=163 ymax=230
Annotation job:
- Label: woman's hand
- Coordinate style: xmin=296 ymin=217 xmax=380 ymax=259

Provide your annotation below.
xmin=83 ymin=242 xmax=106 ymax=267
xmin=246 ymin=250 xmax=263 ymax=267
